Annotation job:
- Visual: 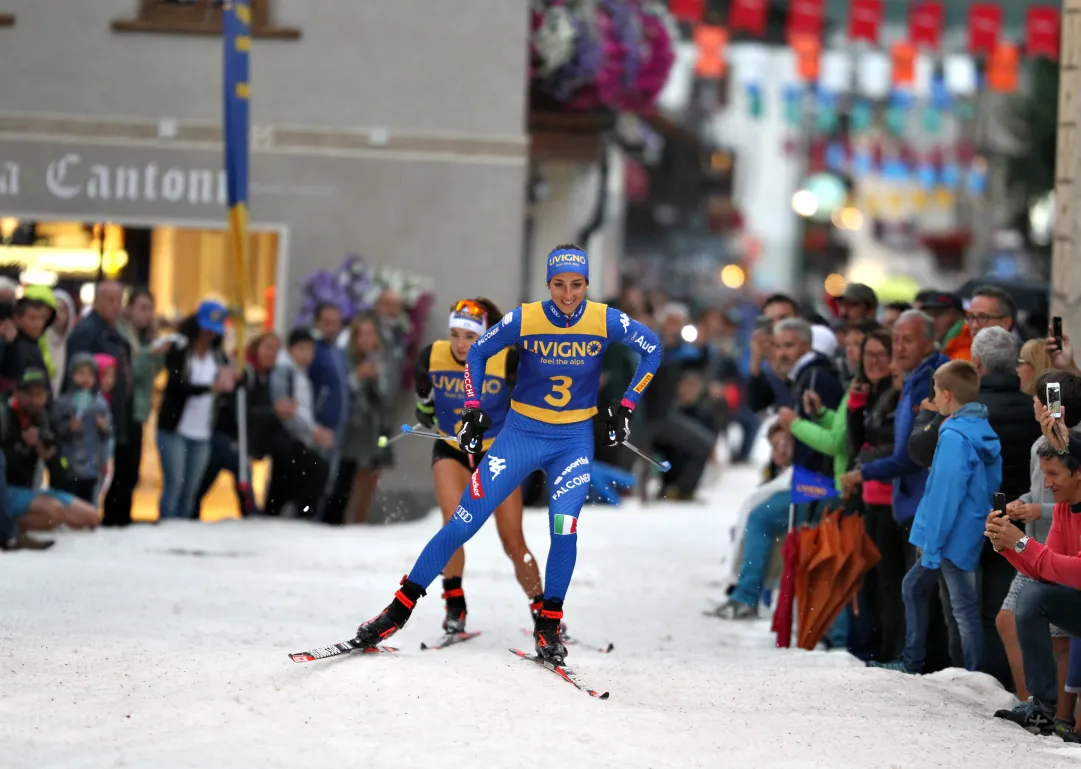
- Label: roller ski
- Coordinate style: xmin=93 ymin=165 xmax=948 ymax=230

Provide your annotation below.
xmin=420 ymin=581 xmax=482 ymax=650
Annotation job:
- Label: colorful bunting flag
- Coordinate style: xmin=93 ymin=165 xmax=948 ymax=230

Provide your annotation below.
xmin=694 ymin=25 xmax=728 ymax=78
xmin=729 ymin=0 xmax=768 ymax=36
xmin=968 ymin=3 xmax=1002 ymax=56
xmin=849 ymin=0 xmax=883 ymax=44
xmin=909 ymin=2 xmax=943 ymax=49
xmin=1026 ymin=6 xmax=1061 ymax=61
xmin=668 ymin=0 xmax=705 ymax=22
xmin=787 ymin=0 xmax=824 ymax=42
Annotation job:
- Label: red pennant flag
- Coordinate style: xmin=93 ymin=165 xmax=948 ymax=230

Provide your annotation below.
xmin=1026 ymin=6 xmax=1061 ymax=61
xmin=729 ymin=0 xmax=768 ymax=36
xmin=787 ymin=0 xmax=824 ymax=41
xmin=668 ymin=0 xmax=704 ymax=23
xmin=909 ymin=2 xmax=943 ymax=49
xmin=849 ymin=0 xmax=883 ymax=44
xmin=968 ymin=3 xmax=1002 ymax=55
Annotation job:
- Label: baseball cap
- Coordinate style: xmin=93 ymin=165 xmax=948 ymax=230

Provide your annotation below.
xmin=840 ymin=283 xmax=877 ymax=306
xmin=914 ymin=290 xmax=963 ymax=312
xmin=196 ymin=300 xmax=228 ymax=336
xmin=16 ymin=367 xmax=49 ymax=391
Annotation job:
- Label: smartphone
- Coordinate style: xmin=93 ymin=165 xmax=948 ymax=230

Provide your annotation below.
xmin=1053 ymin=316 xmax=1063 ymax=351
xmin=1048 ymin=381 xmax=1063 ymax=419
xmin=0 ymin=301 xmax=12 ymax=321
xmin=755 ymin=316 xmax=774 ymax=333
xmin=993 ymin=492 xmax=1007 ymax=516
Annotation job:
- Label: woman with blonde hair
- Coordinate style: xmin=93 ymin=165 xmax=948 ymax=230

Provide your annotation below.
xmin=1017 ymin=338 xmax=1052 ymax=395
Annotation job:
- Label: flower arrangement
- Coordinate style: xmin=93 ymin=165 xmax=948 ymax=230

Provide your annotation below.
xmin=295 ymin=254 xmax=434 ymax=328
xmin=530 ymin=0 xmax=675 ymax=113
xmin=295 ymin=254 xmax=435 ymax=388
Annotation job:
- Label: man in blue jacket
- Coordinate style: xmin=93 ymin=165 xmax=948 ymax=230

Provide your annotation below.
xmin=840 ymin=310 xmax=948 ymax=525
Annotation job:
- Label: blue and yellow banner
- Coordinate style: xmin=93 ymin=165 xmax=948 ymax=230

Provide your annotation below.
xmin=791 ymin=465 xmax=837 ymax=504
xmin=224 ymin=0 xmax=251 ymax=347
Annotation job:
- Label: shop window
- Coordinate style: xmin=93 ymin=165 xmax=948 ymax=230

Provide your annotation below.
xmin=111 ymin=0 xmax=299 ymax=40
xmin=0 ymin=13 xmax=13 ymax=27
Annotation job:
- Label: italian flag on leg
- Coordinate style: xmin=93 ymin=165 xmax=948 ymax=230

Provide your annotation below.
xmin=553 ymin=515 xmax=578 ymax=535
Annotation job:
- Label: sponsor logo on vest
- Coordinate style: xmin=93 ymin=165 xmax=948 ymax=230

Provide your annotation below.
xmin=619 ymin=313 xmax=630 ymax=334
xmin=470 ymin=469 xmax=484 ymax=499
xmin=633 ymin=372 xmax=653 ymax=393
xmin=553 ymin=456 xmax=589 ymax=486
xmin=432 ymin=374 xmax=502 ymax=396
xmin=632 ymin=334 xmax=657 ymax=354
xmin=521 ymin=339 xmax=602 ymax=366
xmin=551 ymin=473 xmax=590 ymax=501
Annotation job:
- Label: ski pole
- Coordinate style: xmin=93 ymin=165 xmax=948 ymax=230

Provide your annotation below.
xmin=618 ymin=438 xmax=671 ymax=473
xmin=396 ymin=423 xmax=449 ymax=441
xmin=377 ymin=423 xmax=440 ymax=448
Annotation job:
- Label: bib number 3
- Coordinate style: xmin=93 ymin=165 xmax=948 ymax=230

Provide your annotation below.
xmin=544 ymin=376 xmax=573 ymax=407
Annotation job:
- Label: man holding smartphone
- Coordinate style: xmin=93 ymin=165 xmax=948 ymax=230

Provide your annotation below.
xmin=986 ymin=434 xmax=1081 ymax=735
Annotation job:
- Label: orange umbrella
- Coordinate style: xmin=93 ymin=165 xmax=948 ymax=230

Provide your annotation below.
xmin=799 ymin=513 xmax=881 ymax=650
xmin=797 ymin=508 xmax=843 ymax=649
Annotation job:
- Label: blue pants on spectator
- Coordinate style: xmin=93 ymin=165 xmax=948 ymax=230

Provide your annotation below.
xmin=1067 ymin=636 xmax=1081 ymax=696
xmin=158 ymin=431 xmax=212 ymax=520
xmin=195 ymin=432 xmax=255 ymax=515
xmin=1016 ymin=581 xmax=1081 ymax=707
xmin=730 ymin=490 xmax=798 ymax=608
xmin=730 ymin=492 xmax=848 ymax=648
xmin=902 ymin=559 xmax=982 ymax=672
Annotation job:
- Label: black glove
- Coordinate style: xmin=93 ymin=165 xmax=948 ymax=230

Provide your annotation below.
xmin=415 ymin=395 xmax=436 ymax=429
xmin=604 ymin=402 xmax=633 ymax=447
xmin=456 ymin=406 xmax=492 ymax=455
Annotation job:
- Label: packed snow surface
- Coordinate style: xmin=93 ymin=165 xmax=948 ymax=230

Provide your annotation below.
xmin=4 ymin=466 xmax=1080 ymax=768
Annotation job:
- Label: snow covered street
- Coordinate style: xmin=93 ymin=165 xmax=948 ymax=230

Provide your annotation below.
xmin=4 ymin=466 xmax=1080 ymax=769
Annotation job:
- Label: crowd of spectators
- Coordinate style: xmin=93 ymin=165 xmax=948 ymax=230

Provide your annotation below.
xmin=706 ymin=279 xmax=1081 ymax=743
xmin=0 ymin=277 xmax=416 ymax=550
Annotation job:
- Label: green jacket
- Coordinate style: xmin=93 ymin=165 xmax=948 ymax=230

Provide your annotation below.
xmin=788 ymin=391 xmax=850 ymax=488
xmin=120 ymin=320 xmax=164 ymax=424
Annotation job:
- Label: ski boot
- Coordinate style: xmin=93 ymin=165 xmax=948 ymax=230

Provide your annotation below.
xmin=354 ymin=576 xmax=426 ymax=648
xmin=531 ymin=595 xmax=569 ymax=637
xmin=533 ymin=598 xmax=568 ymax=665
xmin=441 ymin=577 xmax=467 ymax=634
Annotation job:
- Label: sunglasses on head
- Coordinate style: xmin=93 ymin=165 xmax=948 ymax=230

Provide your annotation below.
xmin=453 ymin=299 xmax=487 ymax=321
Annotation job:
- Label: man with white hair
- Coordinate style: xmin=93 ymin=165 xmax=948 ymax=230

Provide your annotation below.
xmin=905 ymin=325 xmax=1040 ymax=688
xmin=713 ymin=317 xmax=845 ymax=621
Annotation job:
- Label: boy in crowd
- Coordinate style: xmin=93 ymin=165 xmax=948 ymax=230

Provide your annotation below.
xmin=871 ymin=360 xmax=1002 ymax=674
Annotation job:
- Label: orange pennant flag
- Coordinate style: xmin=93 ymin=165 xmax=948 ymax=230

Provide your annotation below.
xmin=791 ymin=34 xmax=820 ymax=82
xmin=891 ymin=42 xmax=916 ymax=85
xmin=988 ymin=42 xmax=1019 ymax=92
xmin=694 ymin=25 xmax=728 ymax=78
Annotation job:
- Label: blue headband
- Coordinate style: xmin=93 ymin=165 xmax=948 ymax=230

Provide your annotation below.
xmin=546 ymin=248 xmax=590 ymax=284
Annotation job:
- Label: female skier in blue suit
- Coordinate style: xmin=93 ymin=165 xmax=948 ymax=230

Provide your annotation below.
xmin=352 ymin=244 xmax=663 ymax=664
